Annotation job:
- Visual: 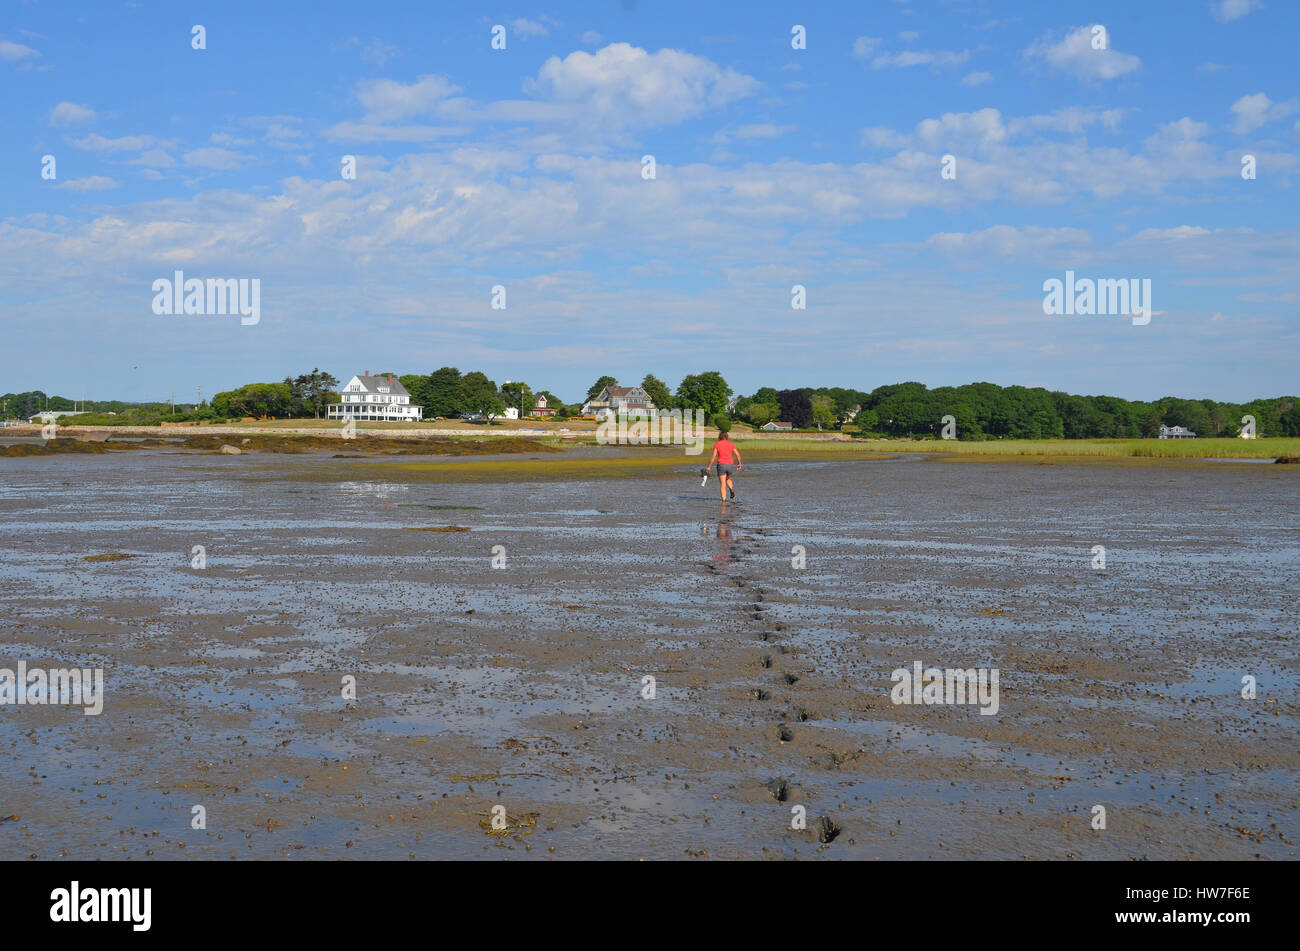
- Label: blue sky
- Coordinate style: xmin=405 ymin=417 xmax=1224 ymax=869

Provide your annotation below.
xmin=3 ymin=0 xmax=1297 ymax=404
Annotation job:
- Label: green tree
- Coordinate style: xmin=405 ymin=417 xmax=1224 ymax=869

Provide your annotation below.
xmin=810 ymin=394 xmax=836 ymax=431
xmin=289 ymin=368 xmax=340 ymax=418
xmin=641 ymin=374 xmax=673 ymax=410
xmin=744 ymin=402 xmax=778 ymax=427
xmin=500 ymin=380 xmax=533 ymax=418
xmin=586 ymin=375 xmax=618 ymax=402
xmin=424 ymin=367 xmax=466 ymax=418
xmin=676 ymin=371 xmax=732 ymax=420
xmin=462 ymin=371 xmax=504 ymax=422
xmin=400 ymin=374 xmax=430 ymax=410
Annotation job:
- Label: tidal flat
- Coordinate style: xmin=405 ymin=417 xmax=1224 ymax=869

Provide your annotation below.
xmin=0 ymin=447 xmax=1296 ymax=859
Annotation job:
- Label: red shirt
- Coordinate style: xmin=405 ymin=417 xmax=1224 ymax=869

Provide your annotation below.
xmin=715 ymin=439 xmax=737 ymax=465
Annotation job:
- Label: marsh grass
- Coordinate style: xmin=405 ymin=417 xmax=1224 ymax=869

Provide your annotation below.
xmin=845 ymin=437 xmax=1300 ymax=459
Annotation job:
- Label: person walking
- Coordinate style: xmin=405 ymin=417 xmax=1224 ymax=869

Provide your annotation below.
xmin=707 ymin=429 xmax=742 ymax=501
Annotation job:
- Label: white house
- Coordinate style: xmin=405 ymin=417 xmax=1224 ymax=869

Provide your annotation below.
xmin=327 ymin=371 xmax=423 ymax=422
xmin=581 ymin=384 xmax=656 ymax=420
xmin=28 ymin=410 xmax=94 ymax=423
xmin=1158 ymin=424 xmax=1196 ymax=439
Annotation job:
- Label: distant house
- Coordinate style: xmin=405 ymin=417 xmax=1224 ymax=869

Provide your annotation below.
xmin=29 ymin=410 xmax=93 ymax=423
xmin=761 ymin=421 xmax=794 ymax=431
xmin=531 ymin=395 xmax=557 ymax=418
xmin=581 ymin=384 xmax=656 ymax=420
xmin=1158 ymin=424 xmax=1196 ymax=439
xmin=327 ymin=371 xmax=423 ymax=421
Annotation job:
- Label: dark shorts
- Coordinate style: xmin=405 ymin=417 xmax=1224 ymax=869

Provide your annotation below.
xmin=716 ymin=463 xmax=737 ymax=476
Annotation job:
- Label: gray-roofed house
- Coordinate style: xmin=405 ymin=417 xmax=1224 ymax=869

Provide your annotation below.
xmin=327 ymin=371 xmax=423 ymax=422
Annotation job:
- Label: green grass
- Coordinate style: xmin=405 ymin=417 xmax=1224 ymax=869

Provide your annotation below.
xmin=847 ymin=437 xmax=1300 ymax=459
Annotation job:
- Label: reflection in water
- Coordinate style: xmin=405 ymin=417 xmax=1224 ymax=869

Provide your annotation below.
xmin=707 ymin=502 xmax=735 ymax=567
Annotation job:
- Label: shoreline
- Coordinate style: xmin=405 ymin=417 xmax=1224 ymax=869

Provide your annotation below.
xmin=1 ymin=425 xmax=1296 ymax=465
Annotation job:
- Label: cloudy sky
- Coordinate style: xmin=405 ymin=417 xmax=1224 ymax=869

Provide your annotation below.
xmin=4 ymin=0 xmax=1297 ymax=404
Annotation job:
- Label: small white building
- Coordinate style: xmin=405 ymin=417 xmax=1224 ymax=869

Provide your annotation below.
xmin=28 ymin=410 xmax=93 ymax=423
xmin=327 ymin=372 xmax=423 ymax=422
xmin=1158 ymin=424 xmax=1196 ymax=439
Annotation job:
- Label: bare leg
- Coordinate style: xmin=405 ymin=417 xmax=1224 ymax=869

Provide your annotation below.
xmin=719 ymin=475 xmax=727 ymax=500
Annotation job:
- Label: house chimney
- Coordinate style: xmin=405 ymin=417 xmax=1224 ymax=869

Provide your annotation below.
xmin=388 ymin=374 xmax=393 ymax=383
xmin=365 ymin=370 xmax=369 ymax=376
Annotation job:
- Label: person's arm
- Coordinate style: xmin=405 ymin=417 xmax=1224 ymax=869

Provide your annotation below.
xmin=734 ymin=445 xmax=742 ymax=468
xmin=708 ymin=446 xmax=718 ymax=469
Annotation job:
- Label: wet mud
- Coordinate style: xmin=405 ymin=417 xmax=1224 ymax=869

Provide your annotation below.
xmin=0 ymin=450 xmax=1295 ymax=859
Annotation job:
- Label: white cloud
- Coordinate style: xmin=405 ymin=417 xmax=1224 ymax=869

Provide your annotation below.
xmin=58 ymin=176 xmax=118 ymax=191
xmin=49 ymin=102 xmax=96 ymax=127
xmin=851 ymin=37 xmax=882 ymax=62
xmin=182 ymin=147 xmax=245 ymax=170
xmin=924 ymin=225 xmax=1092 ymax=260
xmin=872 ymin=49 xmax=969 ymax=70
xmin=1211 ymin=0 xmax=1261 ymax=22
xmin=734 ymin=124 xmax=795 ymax=140
xmin=1132 ymin=225 xmax=1212 ymax=240
xmin=510 ymin=18 xmax=549 ymax=40
xmin=1024 ymin=26 xmax=1141 ymax=81
xmin=961 ymin=71 xmax=993 ymax=86
xmin=898 ymin=31 xmax=920 ymax=41
xmin=855 ymin=35 xmax=967 ymax=70
xmin=915 ymin=108 xmax=1008 ymax=150
xmin=323 ymin=121 xmax=467 ymax=143
xmin=527 ymin=43 xmax=760 ymax=130
xmin=360 ymin=38 xmax=401 ymax=67
xmin=0 ymin=38 xmax=39 ymax=62
xmin=71 ymin=133 xmax=159 ymax=151
xmin=355 ymin=74 xmax=460 ymax=121
xmin=130 ymin=149 xmax=176 ymax=168
xmin=1230 ymin=92 xmax=1299 ymax=133
xmin=211 ymin=132 xmax=254 ymax=147
xmin=580 ymin=30 xmax=604 ymax=46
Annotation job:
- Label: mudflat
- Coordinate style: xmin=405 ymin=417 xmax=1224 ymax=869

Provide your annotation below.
xmin=0 ymin=447 xmax=1295 ymax=859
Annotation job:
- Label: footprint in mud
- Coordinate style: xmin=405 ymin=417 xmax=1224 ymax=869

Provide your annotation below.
xmin=764 ymin=776 xmax=790 ymax=802
xmin=815 ymin=816 xmax=841 ymax=843
xmin=752 ymin=688 xmax=771 ymax=701
xmin=782 ymin=672 xmax=800 ymax=685
xmin=777 ymin=724 xmax=794 ymax=742
xmin=760 ymin=655 xmax=772 ymax=669
xmin=789 ymin=705 xmax=816 ymax=723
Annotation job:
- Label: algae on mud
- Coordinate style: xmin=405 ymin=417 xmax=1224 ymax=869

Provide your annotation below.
xmin=0 ymin=432 xmax=561 ymax=457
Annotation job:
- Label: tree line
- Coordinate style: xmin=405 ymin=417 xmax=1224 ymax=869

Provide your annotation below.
xmin=733 ymin=382 xmax=1300 ymax=438
xmin=8 ymin=372 xmax=1298 ymax=437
